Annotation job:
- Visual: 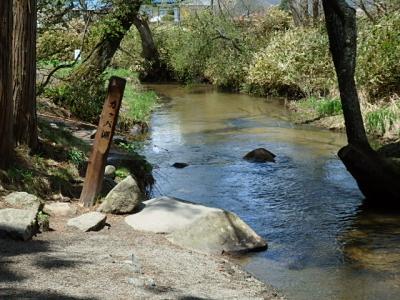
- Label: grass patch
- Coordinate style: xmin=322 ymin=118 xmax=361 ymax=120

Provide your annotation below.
xmin=115 ymin=167 xmax=130 ymax=179
xmin=293 ymin=96 xmax=342 ymax=118
xmin=365 ymin=104 xmax=400 ymax=136
xmin=314 ymin=97 xmax=342 ymax=117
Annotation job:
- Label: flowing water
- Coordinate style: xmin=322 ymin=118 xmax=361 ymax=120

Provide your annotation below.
xmin=140 ymin=84 xmax=400 ymax=299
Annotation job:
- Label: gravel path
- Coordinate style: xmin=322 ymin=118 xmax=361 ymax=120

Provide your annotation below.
xmin=0 ymin=213 xmax=283 ymax=300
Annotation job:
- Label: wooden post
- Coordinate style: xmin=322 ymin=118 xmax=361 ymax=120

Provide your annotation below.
xmin=80 ymin=76 xmax=126 ymax=207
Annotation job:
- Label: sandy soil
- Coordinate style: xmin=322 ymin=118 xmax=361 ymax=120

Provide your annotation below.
xmin=0 ymin=212 xmax=283 ymax=300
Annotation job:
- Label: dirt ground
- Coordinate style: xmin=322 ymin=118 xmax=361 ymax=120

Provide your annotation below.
xmin=0 ymin=212 xmax=283 ymax=300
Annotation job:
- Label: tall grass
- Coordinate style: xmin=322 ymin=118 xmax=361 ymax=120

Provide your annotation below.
xmin=365 ymin=102 xmax=400 ymax=136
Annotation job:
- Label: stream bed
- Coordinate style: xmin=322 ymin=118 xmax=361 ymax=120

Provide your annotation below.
xmin=140 ymin=84 xmax=400 ymax=299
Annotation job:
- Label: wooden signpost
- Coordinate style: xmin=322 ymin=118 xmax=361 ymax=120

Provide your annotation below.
xmin=80 ymin=76 xmax=126 ymax=207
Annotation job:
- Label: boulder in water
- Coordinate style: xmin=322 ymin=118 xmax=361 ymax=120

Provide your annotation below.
xmin=124 ymin=197 xmax=267 ymax=254
xmin=172 ymin=162 xmax=189 ymax=169
xmin=166 ymin=210 xmax=267 ymax=254
xmin=243 ymin=148 xmax=276 ymax=163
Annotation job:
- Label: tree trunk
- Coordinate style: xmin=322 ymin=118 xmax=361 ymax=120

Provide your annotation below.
xmin=132 ymin=15 xmax=169 ymax=82
xmin=13 ymin=0 xmax=38 ymax=149
xmin=0 ymin=0 xmax=15 ymax=168
xmin=289 ymin=0 xmax=309 ymax=26
xmin=288 ymin=0 xmax=302 ymax=26
xmin=69 ymin=1 xmax=141 ymax=81
xmin=312 ymin=0 xmax=320 ymax=23
xmin=322 ymin=0 xmax=369 ymax=147
xmin=323 ymin=0 xmax=400 ymax=204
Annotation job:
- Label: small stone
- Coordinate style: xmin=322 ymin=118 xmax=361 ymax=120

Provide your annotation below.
xmin=90 ymin=130 xmax=97 ymax=139
xmin=0 ymin=208 xmax=38 ymax=240
xmin=172 ymin=162 xmax=189 ymax=169
xmin=67 ymin=212 xmax=106 ymax=232
xmin=43 ymin=202 xmax=77 ymax=217
xmin=128 ymin=277 xmax=145 ymax=287
xmin=49 ymin=123 xmax=59 ymax=129
xmin=104 ymin=165 xmax=116 ymax=179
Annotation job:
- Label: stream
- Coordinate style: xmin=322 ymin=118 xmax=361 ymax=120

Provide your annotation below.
xmin=140 ymin=84 xmax=400 ymax=299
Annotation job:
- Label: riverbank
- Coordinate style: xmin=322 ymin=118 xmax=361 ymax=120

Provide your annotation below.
xmin=0 ymin=209 xmax=282 ymax=299
xmin=287 ymin=96 xmax=400 ymax=145
xmin=0 ymin=91 xmax=283 ymax=299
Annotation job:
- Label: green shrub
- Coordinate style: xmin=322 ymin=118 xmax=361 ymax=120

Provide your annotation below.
xmin=357 ymin=12 xmax=400 ymax=98
xmin=68 ymin=148 xmax=86 ymax=168
xmin=44 ymin=74 xmax=106 ymax=123
xmin=315 ymin=98 xmax=342 ymax=117
xmin=365 ymin=105 xmax=400 ymax=136
xmin=245 ymin=26 xmax=336 ymax=97
xmin=294 ymin=96 xmax=342 ymax=118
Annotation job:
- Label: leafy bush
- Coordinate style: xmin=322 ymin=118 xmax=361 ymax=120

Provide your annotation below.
xmin=68 ymin=148 xmax=87 ymax=168
xmin=45 ymin=74 xmax=106 ymax=123
xmin=153 ymin=9 xmax=294 ymax=90
xmin=245 ymin=26 xmax=336 ymax=97
xmin=112 ymin=29 xmax=144 ymax=72
xmin=357 ymin=12 xmax=400 ymax=98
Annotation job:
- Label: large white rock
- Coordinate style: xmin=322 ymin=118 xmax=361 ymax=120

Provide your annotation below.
xmin=43 ymin=202 xmax=77 ymax=217
xmin=125 ymin=197 xmax=220 ymax=233
xmin=125 ymin=197 xmax=267 ymax=254
xmin=167 ymin=210 xmax=267 ymax=254
xmin=4 ymin=191 xmax=43 ymax=212
xmin=67 ymin=212 xmax=106 ymax=232
xmin=0 ymin=208 xmax=38 ymax=240
xmin=98 ymin=175 xmax=144 ymax=214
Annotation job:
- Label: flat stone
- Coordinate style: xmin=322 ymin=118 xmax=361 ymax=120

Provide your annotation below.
xmin=0 ymin=208 xmax=38 ymax=240
xmin=4 ymin=191 xmax=43 ymax=212
xmin=67 ymin=212 xmax=106 ymax=232
xmin=124 ymin=197 xmax=221 ymax=233
xmin=43 ymin=202 xmax=77 ymax=217
xmin=167 ymin=210 xmax=267 ymax=254
xmin=98 ymin=175 xmax=144 ymax=214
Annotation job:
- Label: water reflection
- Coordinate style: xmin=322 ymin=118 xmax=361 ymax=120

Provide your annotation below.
xmin=142 ymin=84 xmax=400 ymax=300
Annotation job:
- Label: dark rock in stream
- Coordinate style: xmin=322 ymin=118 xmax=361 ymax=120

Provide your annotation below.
xmin=243 ymin=148 xmax=276 ymax=163
xmin=172 ymin=162 xmax=189 ymax=169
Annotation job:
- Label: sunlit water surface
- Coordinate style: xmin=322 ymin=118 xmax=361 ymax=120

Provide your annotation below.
xmin=140 ymin=84 xmax=400 ymax=299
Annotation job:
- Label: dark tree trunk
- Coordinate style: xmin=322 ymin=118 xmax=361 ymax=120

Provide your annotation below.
xmin=13 ymin=0 xmax=38 ymax=149
xmin=322 ymin=0 xmax=368 ymax=147
xmin=322 ymin=0 xmax=400 ymax=204
xmin=132 ymin=15 xmax=169 ymax=82
xmin=312 ymin=0 xmax=320 ymax=23
xmin=70 ymin=1 xmax=141 ymax=81
xmin=0 ymin=0 xmax=15 ymax=168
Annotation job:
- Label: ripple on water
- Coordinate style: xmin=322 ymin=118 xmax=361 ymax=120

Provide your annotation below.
xmin=142 ymin=84 xmax=400 ymax=300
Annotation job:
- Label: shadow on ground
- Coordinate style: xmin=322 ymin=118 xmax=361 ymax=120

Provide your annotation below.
xmin=0 ymin=238 xmax=96 ymax=300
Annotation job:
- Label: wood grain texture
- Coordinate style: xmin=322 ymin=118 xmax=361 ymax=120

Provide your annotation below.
xmin=80 ymin=76 xmax=126 ymax=207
